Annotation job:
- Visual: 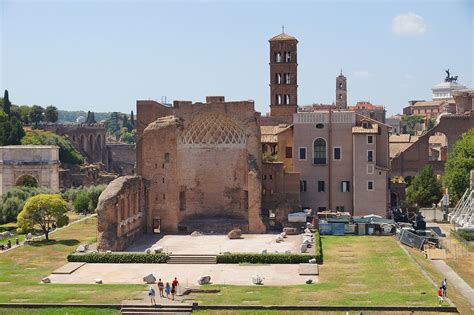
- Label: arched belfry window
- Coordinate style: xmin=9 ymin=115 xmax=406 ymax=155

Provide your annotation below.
xmin=313 ymin=138 xmax=327 ymax=165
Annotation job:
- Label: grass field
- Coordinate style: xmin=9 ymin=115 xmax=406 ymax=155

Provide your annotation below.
xmin=190 ymin=236 xmax=437 ymax=306
xmin=0 ymin=216 xmax=143 ymax=304
xmin=0 ymin=308 xmax=119 ymax=315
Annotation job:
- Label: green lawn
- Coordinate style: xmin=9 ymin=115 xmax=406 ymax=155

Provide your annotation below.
xmin=0 ymin=216 xmax=143 ymax=304
xmin=191 ymin=236 xmax=437 ymax=306
xmin=0 ymin=308 xmax=119 ymax=315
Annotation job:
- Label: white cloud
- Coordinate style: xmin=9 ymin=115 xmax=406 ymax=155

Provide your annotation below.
xmin=354 ymin=70 xmax=370 ymax=79
xmin=392 ymin=12 xmax=427 ymax=36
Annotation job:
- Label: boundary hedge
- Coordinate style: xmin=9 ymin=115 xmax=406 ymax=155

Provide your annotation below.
xmin=67 ymin=252 xmax=169 ymax=263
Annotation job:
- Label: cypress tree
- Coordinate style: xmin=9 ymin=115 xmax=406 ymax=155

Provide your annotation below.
xmin=3 ymin=90 xmax=11 ymax=116
xmin=130 ymin=110 xmax=135 ymax=127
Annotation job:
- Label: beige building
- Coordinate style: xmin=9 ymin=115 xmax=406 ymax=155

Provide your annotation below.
xmin=292 ymin=111 xmax=389 ymax=217
xmin=0 ymin=145 xmax=60 ymax=195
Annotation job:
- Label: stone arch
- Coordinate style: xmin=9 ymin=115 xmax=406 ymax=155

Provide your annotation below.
xmin=178 ymin=113 xmax=246 ymax=147
xmin=428 ymin=132 xmax=448 ymax=162
xmin=15 ymin=174 xmax=39 ymax=188
xmin=313 ymin=138 xmax=327 ymax=165
xmin=80 ymin=134 xmax=86 ymax=151
xmin=96 ymin=134 xmax=102 ymax=149
xmin=88 ymin=134 xmax=94 ymax=152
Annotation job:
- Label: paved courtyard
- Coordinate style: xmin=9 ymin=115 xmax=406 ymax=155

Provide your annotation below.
xmin=126 ymin=234 xmax=306 ymax=255
xmin=48 ymin=263 xmax=318 ymax=286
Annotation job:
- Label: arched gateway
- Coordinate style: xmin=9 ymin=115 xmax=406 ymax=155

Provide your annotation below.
xmin=0 ymin=145 xmax=60 ymax=195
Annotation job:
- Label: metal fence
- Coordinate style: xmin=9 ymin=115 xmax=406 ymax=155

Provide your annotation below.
xmin=439 ymin=232 xmax=472 ymax=259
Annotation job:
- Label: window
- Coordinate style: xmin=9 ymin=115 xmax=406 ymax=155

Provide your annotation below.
xmin=313 ymin=138 xmax=327 ymax=164
xmin=367 ymin=135 xmax=373 ymax=144
xmin=299 ymin=147 xmax=307 ymax=160
xmin=367 ymin=164 xmax=374 ymax=174
xmin=263 ymin=175 xmax=266 ymax=180
xmin=276 ymin=94 xmax=282 ymax=105
xmin=164 ymin=153 xmax=170 ymax=162
xmin=162 ymin=177 xmax=165 ymax=183
xmin=269 ymin=175 xmax=273 ymax=180
xmin=367 ymin=180 xmax=374 ymax=191
xmin=339 ymin=83 xmax=343 ymax=89
xmin=285 ymin=146 xmax=293 ymax=158
xmin=339 ymin=94 xmax=343 ymax=100
xmin=275 ymin=52 xmax=282 ymax=63
xmin=285 ymin=73 xmax=291 ymax=84
xmin=262 ymin=188 xmax=266 ymax=195
xmin=367 ymin=150 xmax=373 ymax=162
xmin=316 ymin=123 xmax=324 ymax=129
xmin=276 ymin=73 xmax=282 ymax=84
xmin=318 ymin=181 xmax=325 ymax=192
xmin=162 ymin=194 xmax=166 ymax=200
xmin=341 ymin=181 xmax=350 ymax=192
xmin=285 ymin=52 xmax=291 ymax=62
xmin=300 ymin=180 xmax=307 ymax=192
xmin=333 ymin=147 xmax=341 ymax=160
xmin=285 ymin=94 xmax=290 ymax=104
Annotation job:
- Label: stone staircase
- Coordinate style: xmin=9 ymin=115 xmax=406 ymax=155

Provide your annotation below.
xmin=121 ymin=304 xmax=193 ymax=314
xmin=167 ymin=254 xmax=217 ymax=264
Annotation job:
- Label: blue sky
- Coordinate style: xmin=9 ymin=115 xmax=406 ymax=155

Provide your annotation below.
xmin=1 ymin=0 xmax=472 ymax=116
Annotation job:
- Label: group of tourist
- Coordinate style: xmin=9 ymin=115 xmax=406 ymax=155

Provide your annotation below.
xmin=0 ymin=237 xmax=19 ymax=251
xmin=148 ymin=277 xmax=179 ymax=305
xmin=437 ymin=278 xmax=448 ymax=305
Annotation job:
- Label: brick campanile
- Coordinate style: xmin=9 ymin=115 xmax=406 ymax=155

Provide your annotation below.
xmin=269 ymin=31 xmax=298 ymax=118
xmin=336 ymin=70 xmax=347 ymax=109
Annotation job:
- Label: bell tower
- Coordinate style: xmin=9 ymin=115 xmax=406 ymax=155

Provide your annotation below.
xmin=269 ymin=29 xmax=298 ymax=118
xmin=336 ymin=71 xmax=347 ymax=109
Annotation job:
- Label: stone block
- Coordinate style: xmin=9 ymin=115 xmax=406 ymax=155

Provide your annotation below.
xmin=198 ymin=275 xmax=211 ymax=285
xmin=41 ymin=277 xmax=51 ymax=283
xmin=95 ymin=279 xmax=103 ymax=284
xmin=143 ymin=274 xmax=156 ymax=284
xmin=283 ymin=227 xmax=298 ymax=235
xmin=227 ymin=229 xmax=242 ymax=239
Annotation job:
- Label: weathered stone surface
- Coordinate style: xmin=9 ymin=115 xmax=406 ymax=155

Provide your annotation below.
xmin=96 ymin=176 xmax=145 ymax=252
xmin=76 ymin=245 xmax=86 ymax=253
xmin=95 ymin=279 xmax=103 ymax=284
xmin=260 ymin=248 xmax=267 ymax=254
xmin=252 ymin=275 xmax=264 ymax=285
xmin=275 ymin=235 xmax=284 ymax=243
xmin=152 ymin=246 xmax=163 ymax=253
xmin=227 ymin=229 xmax=242 ymax=239
xmin=300 ymin=244 xmax=309 ymax=253
xmin=198 ymin=275 xmax=211 ymax=285
xmin=143 ymin=274 xmax=156 ymax=284
xmin=41 ymin=277 xmax=51 ymax=283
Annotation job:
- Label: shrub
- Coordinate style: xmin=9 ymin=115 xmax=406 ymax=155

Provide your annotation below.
xmin=456 ymin=229 xmax=474 ymax=242
xmin=217 ymin=253 xmax=320 ymax=264
xmin=314 ymin=229 xmax=323 ymax=264
xmin=0 ymin=186 xmax=47 ymax=224
xmin=67 ymin=252 xmax=169 ymax=264
xmin=73 ymin=191 xmax=92 ymax=214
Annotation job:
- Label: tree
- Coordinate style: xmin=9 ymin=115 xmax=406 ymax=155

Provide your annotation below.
xmin=0 ymin=111 xmax=25 ymax=145
xmin=21 ymin=129 xmax=84 ymax=164
xmin=3 ymin=90 xmax=11 ymax=115
xmin=444 ymin=129 xmax=474 ymax=204
xmin=105 ymin=112 xmax=121 ymax=135
xmin=87 ymin=111 xmax=96 ymax=124
xmin=29 ymin=105 xmax=44 ymax=125
xmin=401 ymin=115 xmax=424 ymax=135
xmin=426 ymin=118 xmax=436 ymax=130
xmin=17 ymin=194 xmax=69 ymax=240
xmin=44 ymin=105 xmax=58 ymax=123
xmin=406 ymin=165 xmax=443 ymax=208
xmin=73 ymin=191 xmax=92 ymax=214
xmin=130 ymin=110 xmax=135 ymax=128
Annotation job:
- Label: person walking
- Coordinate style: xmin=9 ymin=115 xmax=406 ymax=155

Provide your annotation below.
xmin=437 ymin=286 xmax=444 ymax=305
xmin=148 ymin=285 xmax=156 ymax=305
xmin=165 ymin=282 xmax=171 ymax=299
xmin=172 ymin=277 xmax=179 ymax=295
xmin=157 ymin=278 xmax=164 ymax=298
xmin=171 ymin=282 xmax=176 ymax=300
xmin=442 ymin=278 xmax=448 ymax=297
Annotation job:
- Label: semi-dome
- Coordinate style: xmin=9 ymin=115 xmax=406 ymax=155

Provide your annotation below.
xmin=178 ymin=113 xmax=246 ymax=147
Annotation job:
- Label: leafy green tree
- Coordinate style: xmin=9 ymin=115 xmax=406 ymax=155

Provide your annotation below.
xmin=406 ymin=165 xmax=443 ymax=207
xmin=444 ymin=129 xmax=474 ymax=204
xmin=17 ymin=194 xmax=69 ymax=240
xmin=3 ymin=90 xmax=11 ymax=115
xmin=0 ymin=110 xmax=25 ymax=145
xmin=73 ymin=191 xmax=92 ymax=214
xmin=401 ymin=115 xmax=424 ymax=135
xmin=11 ymin=105 xmax=31 ymax=124
xmin=426 ymin=118 xmax=436 ymax=130
xmin=120 ymin=129 xmax=136 ymax=144
xmin=44 ymin=105 xmax=59 ymax=123
xmin=21 ymin=129 xmax=84 ymax=164
xmin=87 ymin=185 xmax=106 ymax=210
xmin=105 ymin=112 xmax=121 ymax=135
xmin=28 ymin=105 xmax=44 ymax=125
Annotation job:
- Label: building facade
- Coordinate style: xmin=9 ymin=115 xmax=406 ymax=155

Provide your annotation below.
xmin=293 ymin=111 xmax=389 ymax=217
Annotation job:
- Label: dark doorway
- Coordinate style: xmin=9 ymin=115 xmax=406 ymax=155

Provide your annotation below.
xmin=153 ymin=218 xmax=161 ymax=234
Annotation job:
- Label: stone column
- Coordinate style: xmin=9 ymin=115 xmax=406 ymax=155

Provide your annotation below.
xmin=247 ymin=170 xmax=266 ymax=233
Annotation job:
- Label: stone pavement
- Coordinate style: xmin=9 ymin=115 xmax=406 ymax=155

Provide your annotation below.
xmin=431 ymin=260 xmax=474 ymax=307
xmin=48 ymin=263 xmax=318 ymax=286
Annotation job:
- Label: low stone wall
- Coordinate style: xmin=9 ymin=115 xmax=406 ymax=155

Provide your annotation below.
xmin=97 ymin=176 xmax=146 ymax=251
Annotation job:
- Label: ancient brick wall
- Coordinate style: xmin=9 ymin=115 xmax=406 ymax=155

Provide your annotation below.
xmin=106 ymin=144 xmax=136 ymax=175
xmin=96 ymin=176 xmax=146 ymax=251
